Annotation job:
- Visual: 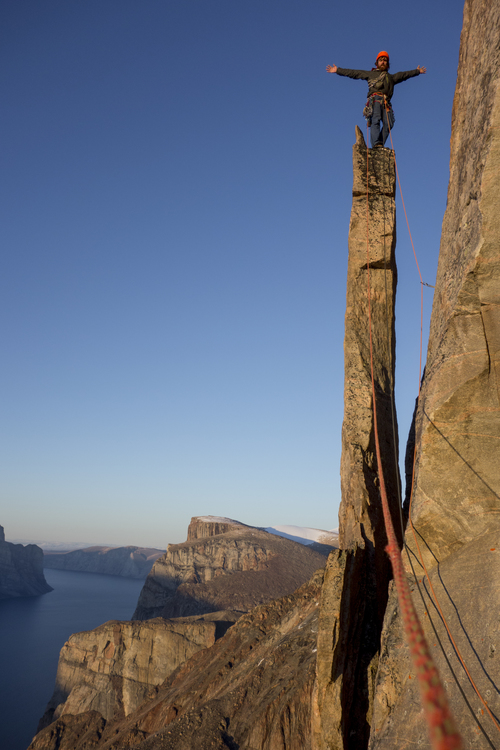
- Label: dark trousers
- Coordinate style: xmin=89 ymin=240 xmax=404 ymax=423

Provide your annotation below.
xmin=370 ymin=99 xmax=395 ymax=147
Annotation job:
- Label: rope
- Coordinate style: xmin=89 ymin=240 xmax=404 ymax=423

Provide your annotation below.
xmin=383 ymin=100 xmax=500 ymax=738
xmin=364 ymin=127 xmax=463 ymax=750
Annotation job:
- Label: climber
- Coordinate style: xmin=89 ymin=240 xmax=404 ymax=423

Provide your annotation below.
xmin=326 ymin=52 xmax=426 ymax=148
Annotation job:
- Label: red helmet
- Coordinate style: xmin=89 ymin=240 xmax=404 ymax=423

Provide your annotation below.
xmin=376 ymin=50 xmax=390 ymax=61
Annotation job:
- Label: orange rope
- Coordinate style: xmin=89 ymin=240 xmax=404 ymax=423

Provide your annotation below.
xmin=383 ymin=102 xmax=500 ymax=736
xmin=365 ymin=125 xmax=463 ymax=750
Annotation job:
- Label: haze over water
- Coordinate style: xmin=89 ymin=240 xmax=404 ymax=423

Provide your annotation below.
xmin=0 ymin=569 xmax=144 ymax=750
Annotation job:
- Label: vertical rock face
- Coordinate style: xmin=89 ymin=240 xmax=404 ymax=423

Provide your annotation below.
xmin=405 ymin=0 xmax=500 ymax=572
xmin=340 ymin=127 xmax=402 ymax=560
xmin=186 ymin=516 xmax=250 ymax=540
xmin=313 ymin=548 xmax=381 ymax=750
xmin=37 ymin=618 xmax=223 ymax=730
xmin=0 ymin=526 xmax=53 ymax=599
xmin=315 ymin=130 xmax=401 ymax=750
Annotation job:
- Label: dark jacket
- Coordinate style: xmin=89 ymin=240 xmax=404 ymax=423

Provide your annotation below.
xmin=336 ymin=68 xmax=420 ymax=102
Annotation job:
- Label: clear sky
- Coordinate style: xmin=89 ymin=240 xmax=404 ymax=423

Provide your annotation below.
xmin=0 ymin=0 xmax=464 ymax=548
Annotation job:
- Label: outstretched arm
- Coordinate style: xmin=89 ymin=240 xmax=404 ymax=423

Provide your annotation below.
xmin=326 ymin=64 xmax=338 ymax=73
xmin=393 ymin=67 xmax=427 ymax=84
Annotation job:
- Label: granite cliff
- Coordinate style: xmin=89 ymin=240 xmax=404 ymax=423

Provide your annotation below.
xmin=44 ymin=546 xmax=164 ymax=579
xmin=0 ymin=525 xmax=52 ymax=599
xmin=403 ymin=0 xmax=500 ymax=573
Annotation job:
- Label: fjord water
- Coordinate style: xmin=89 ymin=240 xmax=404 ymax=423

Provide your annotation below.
xmin=0 ymin=568 xmax=144 ymax=750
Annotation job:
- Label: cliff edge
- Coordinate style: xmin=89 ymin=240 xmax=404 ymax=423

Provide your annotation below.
xmin=0 ymin=524 xmax=53 ymax=599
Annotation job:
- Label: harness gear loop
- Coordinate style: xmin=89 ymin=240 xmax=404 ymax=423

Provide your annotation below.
xmin=363 ymin=92 xmax=393 ymax=124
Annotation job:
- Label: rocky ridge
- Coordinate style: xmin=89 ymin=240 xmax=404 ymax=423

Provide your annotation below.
xmin=186 ymin=516 xmax=251 ymax=541
xmin=0 ymin=524 xmax=52 ymax=599
xmin=44 ymin=546 xmax=165 ymax=579
xmin=29 ymin=518 xmax=328 ymax=749
xmin=133 ymin=518 xmax=328 ymax=620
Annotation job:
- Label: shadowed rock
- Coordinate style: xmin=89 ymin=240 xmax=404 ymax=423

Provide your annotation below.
xmin=133 ymin=524 xmax=328 ymax=620
xmin=0 ymin=524 xmax=52 ymax=599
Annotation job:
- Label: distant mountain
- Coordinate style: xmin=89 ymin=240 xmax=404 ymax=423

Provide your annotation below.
xmin=43 ymin=545 xmax=165 ymax=579
xmin=133 ymin=516 xmax=330 ymax=620
xmin=11 ymin=539 xmax=108 ymax=552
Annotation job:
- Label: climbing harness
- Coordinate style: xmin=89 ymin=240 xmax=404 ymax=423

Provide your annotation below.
xmin=363 ymin=92 xmax=393 ymax=125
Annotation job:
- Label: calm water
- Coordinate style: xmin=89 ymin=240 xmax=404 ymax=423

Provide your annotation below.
xmin=0 ymin=568 xmax=144 ymax=750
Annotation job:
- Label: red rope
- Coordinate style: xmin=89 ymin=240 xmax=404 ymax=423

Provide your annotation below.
xmin=364 ymin=126 xmax=463 ymax=749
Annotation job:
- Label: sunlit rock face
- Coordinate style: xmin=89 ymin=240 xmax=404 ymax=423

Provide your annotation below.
xmin=186 ymin=515 xmax=250 ymax=540
xmin=36 ymin=616 xmax=226 ymax=729
xmin=339 ymin=127 xmax=402 ymax=584
xmin=0 ymin=524 xmax=52 ymax=599
xmin=404 ymin=0 xmax=500 ymax=573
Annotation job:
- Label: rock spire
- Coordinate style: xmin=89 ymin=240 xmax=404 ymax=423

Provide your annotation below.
xmin=314 ymin=130 xmax=403 ymax=750
xmin=339 ymin=127 xmax=402 ymax=570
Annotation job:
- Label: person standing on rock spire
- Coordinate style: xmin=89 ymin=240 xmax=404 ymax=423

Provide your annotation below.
xmin=326 ymin=51 xmax=426 ymax=148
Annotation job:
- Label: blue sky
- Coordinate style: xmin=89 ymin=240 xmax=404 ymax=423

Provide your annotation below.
xmin=0 ymin=1 xmax=464 ymax=548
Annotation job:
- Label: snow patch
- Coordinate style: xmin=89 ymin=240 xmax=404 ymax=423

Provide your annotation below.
xmin=264 ymin=525 xmax=338 ymax=547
